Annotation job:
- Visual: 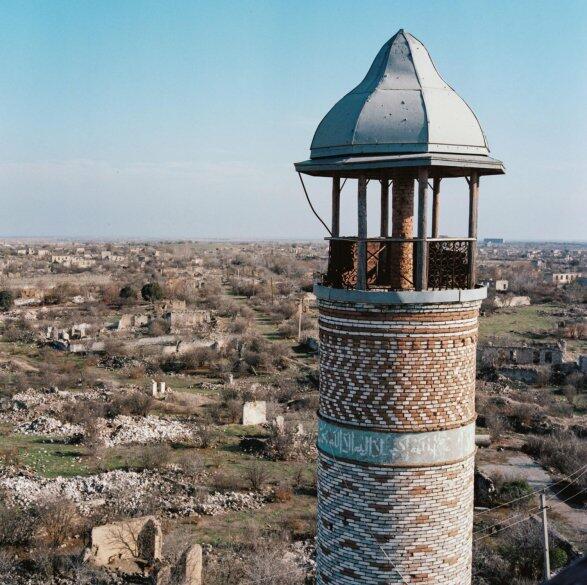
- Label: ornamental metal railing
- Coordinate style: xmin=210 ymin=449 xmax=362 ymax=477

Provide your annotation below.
xmin=323 ymin=237 xmax=475 ymax=291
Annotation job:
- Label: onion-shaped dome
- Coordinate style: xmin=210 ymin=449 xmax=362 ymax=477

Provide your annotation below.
xmin=310 ymin=30 xmax=489 ymax=160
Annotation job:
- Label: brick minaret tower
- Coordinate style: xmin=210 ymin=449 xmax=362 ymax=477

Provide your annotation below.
xmin=295 ymin=30 xmax=505 ymax=584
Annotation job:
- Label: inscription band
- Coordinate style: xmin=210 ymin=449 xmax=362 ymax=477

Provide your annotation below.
xmin=317 ymin=419 xmax=475 ymax=466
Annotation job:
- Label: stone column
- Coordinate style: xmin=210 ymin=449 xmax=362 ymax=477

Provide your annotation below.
xmin=391 ymin=177 xmax=414 ymax=289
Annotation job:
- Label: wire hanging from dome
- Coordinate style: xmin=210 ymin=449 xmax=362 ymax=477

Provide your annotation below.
xmin=297 ymin=172 xmax=332 ymax=236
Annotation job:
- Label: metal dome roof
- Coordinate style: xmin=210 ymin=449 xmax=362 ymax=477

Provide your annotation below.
xmin=310 ymin=30 xmax=490 ymax=160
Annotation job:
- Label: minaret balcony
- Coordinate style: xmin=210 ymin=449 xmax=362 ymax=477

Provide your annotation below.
xmin=322 ymin=236 xmax=476 ymax=291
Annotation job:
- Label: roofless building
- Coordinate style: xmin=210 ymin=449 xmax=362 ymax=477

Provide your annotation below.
xmin=295 ymin=30 xmax=504 ymax=584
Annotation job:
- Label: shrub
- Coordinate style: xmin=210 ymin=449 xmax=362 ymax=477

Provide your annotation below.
xmin=228 ymin=317 xmax=251 ymax=334
xmin=43 ymin=284 xmax=71 ymax=305
xmin=273 ymin=484 xmax=293 ymax=503
xmin=277 ymin=319 xmax=298 ymax=339
xmin=265 ymin=421 xmax=316 ymax=462
xmin=83 ymin=417 xmax=104 ymax=454
xmin=240 ymin=542 xmax=305 ymax=585
xmin=195 ymin=424 xmax=215 ymax=448
xmin=0 ymin=502 xmax=35 ymax=545
xmin=106 ymin=391 xmax=153 ymax=418
xmin=492 ymin=475 xmax=534 ymax=508
xmin=211 ymin=469 xmax=242 ymax=492
xmin=0 ymin=447 xmax=21 ymax=467
xmin=134 ymin=444 xmax=173 ymax=470
xmin=211 ymin=398 xmax=242 ymax=425
xmin=59 ymin=400 xmax=105 ymax=425
xmin=291 ymin=464 xmax=307 ymax=493
xmin=562 ymin=385 xmax=577 ymax=407
xmin=245 ymin=460 xmax=270 ymax=492
xmin=524 ymin=432 xmax=587 ymax=489
xmin=226 ymin=399 xmax=242 ymax=424
xmin=497 ymin=521 xmax=550 ymax=581
xmin=183 ymin=347 xmax=217 ymax=370
xmin=485 ymin=411 xmax=510 ymax=441
xmin=141 ymin=282 xmax=163 ymax=302
xmin=119 ymin=285 xmax=136 ymax=300
xmin=34 ymin=497 xmax=80 ymax=552
xmin=147 ymin=318 xmax=170 ymax=336
xmin=0 ymin=290 xmax=14 ymax=311
xmin=1 ymin=319 xmax=35 ymax=343
xmin=550 ymin=547 xmax=569 ymax=571
xmin=175 ymin=450 xmax=204 ymax=477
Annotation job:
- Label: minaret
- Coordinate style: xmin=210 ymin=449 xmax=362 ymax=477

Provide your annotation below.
xmin=295 ymin=30 xmax=505 ymax=584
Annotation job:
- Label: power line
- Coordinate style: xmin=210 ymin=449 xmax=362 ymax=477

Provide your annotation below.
xmin=297 ymin=172 xmax=332 ymax=236
xmin=554 ymin=486 xmax=587 ymax=507
xmin=474 ymin=487 xmax=587 ymax=544
xmin=473 ymin=502 xmax=543 ymax=537
xmin=474 ymin=508 xmax=542 ymax=543
xmin=474 ymin=463 xmax=587 ymax=518
xmin=545 ymin=466 xmax=587 ymax=501
xmin=473 ymin=466 xmax=587 ymax=538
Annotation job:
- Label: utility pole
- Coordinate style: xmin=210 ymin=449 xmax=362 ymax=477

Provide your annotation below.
xmin=297 ymin=298 xmax=303 ymax=342
xmin=541 ymin=493 xmax=551 ymax=581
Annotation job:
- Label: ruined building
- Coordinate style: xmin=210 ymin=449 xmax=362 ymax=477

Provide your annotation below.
xmin=295 ymin=30 xmax=504 ymax=584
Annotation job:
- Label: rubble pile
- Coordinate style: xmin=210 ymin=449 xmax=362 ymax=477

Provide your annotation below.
xmin=1 ymin=387 xmax=112 ymax=426
xmin=15 ymin=415 xmax=84 ymax=441
xmin=285 ymin=539 xmax=316 ymax=578
xmin=103 ymin=415 xmax=193 ymax=446
xmin=196 ymin=491 xmax=266 ymax=515
xmin=0 ymin=570 xmax=127 ymax=585
xmin=11 ymin=411 xmax=194 ymax=447
xmin=11 ymin=388 xmax=52 ymax=409
xmin=0 ymin=467 xmax=155 ymax=514
xmin=0 ymin=466 xmax=266 ymax=519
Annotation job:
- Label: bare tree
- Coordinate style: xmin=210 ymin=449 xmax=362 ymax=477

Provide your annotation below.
xmin=245 ymin=460 xmax=270 ymax=492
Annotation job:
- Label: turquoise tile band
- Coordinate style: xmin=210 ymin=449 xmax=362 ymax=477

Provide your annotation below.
xmin=318 ymin=418 xmax=476 ymax=466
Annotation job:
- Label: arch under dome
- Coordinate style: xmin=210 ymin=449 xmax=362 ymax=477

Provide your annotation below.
xmin=310 ymin=30 xmax=489 ymax=160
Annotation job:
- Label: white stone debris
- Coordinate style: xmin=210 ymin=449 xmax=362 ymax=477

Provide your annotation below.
xmin=15 ymin=415 xmax=84 ymax=440
xmin=196 ymin=491 xmax=266 ymax=515
xmin=0 ymin=467 xmax=267 ymax=519
xmin=13 ymin=413 xmax=193 ymax=447
xmin=102 ymin=415 xmax=192 ymax=446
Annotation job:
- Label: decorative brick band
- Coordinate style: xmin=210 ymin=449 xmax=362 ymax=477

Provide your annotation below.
xmin=318 ymin=418 xmax=475 ymax=467
xmin=318 ymin=298 xmax=481 ymax=432
xmin=317 ymin=452 xmax=475 ymax=584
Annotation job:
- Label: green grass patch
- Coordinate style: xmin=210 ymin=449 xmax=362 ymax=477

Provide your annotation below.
xmin=196 ymin=495 xmax=316 ymax=546
xmin=479 ymin=303 xmax=561 ymax=342
xmin=479 ymin=303 xmax=586 ymax=353
xmin=0 ymin=434 xmax=90 ymax=478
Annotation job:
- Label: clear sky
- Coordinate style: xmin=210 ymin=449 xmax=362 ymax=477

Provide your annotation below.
xmin=0 ymin=0 xmax=585 ymax=241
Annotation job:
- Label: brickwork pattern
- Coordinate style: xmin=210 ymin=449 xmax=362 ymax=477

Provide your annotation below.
xmin=391 ymin=178 xmax=415 ymax=290
xmin=317 ymin=452 xmax=475 ymax=585
xmin=318 ymin=300 xmax=481 ymax=432
xmin=316 ymin=297 xmax=481 ymax=583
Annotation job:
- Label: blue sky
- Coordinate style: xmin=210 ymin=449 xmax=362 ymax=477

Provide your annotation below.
xmin=0 ymin=0 xmax=585 ymax=240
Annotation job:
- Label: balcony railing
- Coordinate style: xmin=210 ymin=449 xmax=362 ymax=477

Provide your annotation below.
xmin=323 ymin=237 xmax=475 ymax=291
